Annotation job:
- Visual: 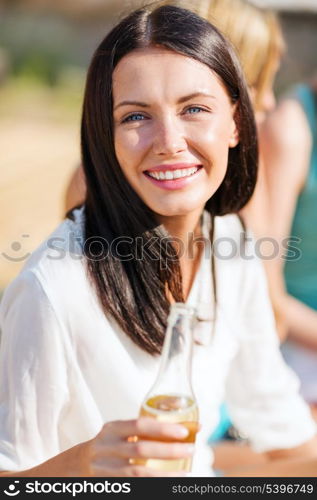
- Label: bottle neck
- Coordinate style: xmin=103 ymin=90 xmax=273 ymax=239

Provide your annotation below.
xmin=149 ymin=306 xmax=196 ymax=400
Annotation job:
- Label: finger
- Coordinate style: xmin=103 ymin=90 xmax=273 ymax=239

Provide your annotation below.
xmin=101 ymin=418 xmax=190 ymax=441
xmin=90 ymin=463 xmax=186 ymax=477
xmin=107 ymin=440 xmax=195 ymax=460
xmin=125 ymin=465 xmax=188 ymax=477
xmin=90 ymin=463 xmax=127 ymax=477
xmin=91 ymin=456 xmax=128 ymax=475
xmin=93 ymin=456 xmax=128 ymax=468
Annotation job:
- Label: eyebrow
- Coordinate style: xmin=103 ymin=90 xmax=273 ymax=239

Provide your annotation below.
xmin=113 ymin=92 xmax=216 ymax=111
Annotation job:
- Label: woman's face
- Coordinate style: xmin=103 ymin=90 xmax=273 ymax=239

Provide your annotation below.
xmin=113 ymin=47 xmax=239 ymax=218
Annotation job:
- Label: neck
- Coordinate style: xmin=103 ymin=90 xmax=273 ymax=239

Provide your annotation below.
xmin=158 ymin=207 xmax=205 ymax=301
xmin=157 ymin=207 xmax=204 ymax=250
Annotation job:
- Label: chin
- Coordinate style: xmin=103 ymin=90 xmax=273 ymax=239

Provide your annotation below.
xmin=151 ymin=201 xmax=204 ymax=218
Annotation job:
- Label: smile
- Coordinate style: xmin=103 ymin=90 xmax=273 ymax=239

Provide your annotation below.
xmin=143 ymin=165 xmax=203 ymax=191
xmin=145 ymin=166 xmax=200 ymax=180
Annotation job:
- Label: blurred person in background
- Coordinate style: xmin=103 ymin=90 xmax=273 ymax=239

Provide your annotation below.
xmin=261 ymin=77 xmax=317 ymax=414
xmin=1 ymin=4 xmax=317 ymax=478
xmin=198 ymin=5 xmax=317 ymax=403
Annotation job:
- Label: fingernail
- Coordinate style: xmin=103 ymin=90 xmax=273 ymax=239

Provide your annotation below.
xmin=173 ymin=425 xmax=189 ymax=438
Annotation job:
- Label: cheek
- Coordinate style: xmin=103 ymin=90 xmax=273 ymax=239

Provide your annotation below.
xmin=188 ymin=120 xmax=233 ymax=160
xmin=114 ymin=132 xmax=138 ymax=179
xmin=114 ymin=128 xmax=151 ymax=170
xmin=194 ymin=122 xmax=231 ymax=190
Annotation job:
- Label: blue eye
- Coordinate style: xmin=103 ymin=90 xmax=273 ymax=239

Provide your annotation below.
xmin=186 ymin=106 xmax=205 ymax=114
xmin=122 ymin=113 xmax=146 ymax=123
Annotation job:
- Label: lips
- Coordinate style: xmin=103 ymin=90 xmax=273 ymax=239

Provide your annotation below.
xmin=144 ymin=164 xmax=203 ymax=180
xmin=145 ymin=163 xmax=201 ymax=172
xmin=146 ymin=166 xmax=201 ymax=181
xmin=143 ymin=164 xmax=203 ymax=190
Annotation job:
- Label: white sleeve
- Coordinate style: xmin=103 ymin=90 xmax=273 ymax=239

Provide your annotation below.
xmin=0 ymin=270 xmax=70 ymax=471
xmin=225 ymin=241 xmax=316 ymax=453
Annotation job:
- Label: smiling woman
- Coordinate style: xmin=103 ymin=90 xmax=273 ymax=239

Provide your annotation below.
xmin=0 ymin=4 xmax=316 ymax=478
xmin=112 ymin=48 xmax=238 ymax=217
xmin=81 ymin=5 xmax=256 ymax=354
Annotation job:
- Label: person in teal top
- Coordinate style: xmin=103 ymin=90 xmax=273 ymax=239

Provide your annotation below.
xmin=284 ymin=84 xmax=317 ymax=311
xmin=262 ymin=81 xmax=317 ymax=407
xmin=210 ymin=81 xmax=317 ymax=470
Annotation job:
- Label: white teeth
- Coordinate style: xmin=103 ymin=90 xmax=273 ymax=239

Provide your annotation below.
xmin=147 ymin=166 xmax=199 ymax=180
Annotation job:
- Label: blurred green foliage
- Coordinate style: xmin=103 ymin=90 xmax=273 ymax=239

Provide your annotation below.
xmin=0 ymin=10 xmax=101 ymax=87
xmin=14 ymin=50 xmax=61 ymax=86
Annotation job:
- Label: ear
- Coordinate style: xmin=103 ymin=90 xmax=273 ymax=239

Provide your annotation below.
xmin=229 ymin=106 xmax=240 ymax=148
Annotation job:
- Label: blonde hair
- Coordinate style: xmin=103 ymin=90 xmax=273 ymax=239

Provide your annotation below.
xmin=159 ymin=0 xmax=285 ymax=111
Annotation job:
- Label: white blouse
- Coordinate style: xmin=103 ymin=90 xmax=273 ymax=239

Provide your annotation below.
xmin=0 ymin=207 xmax=315 ymax=476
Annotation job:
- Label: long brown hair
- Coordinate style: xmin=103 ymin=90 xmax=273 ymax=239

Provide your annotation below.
xmin=81 ymin=4 xmax=258 ymax=355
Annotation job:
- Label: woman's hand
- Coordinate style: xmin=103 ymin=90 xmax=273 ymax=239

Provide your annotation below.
xmin=0 ymin=418 xmax=195 ymax=477
xmin=82 ymin=417 xmax=195 ymax=477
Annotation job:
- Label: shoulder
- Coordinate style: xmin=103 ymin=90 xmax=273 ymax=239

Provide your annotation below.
xmin=0 ymin=207 xmax=111 ymax=350
xmin=25 ymin=205 xmax=84 ymax=263
xmin=22 ymin=206 xmax=85 ymax=281
xmin=0 ymin=268 xmax=64 ymax=348
xmin=1 ymin=207 xmax=89 ymax=322
xmin=260 ymin=98 xmax=312 ymax=151
xmin=0 ymin=268 xmax=45 ymax=319
xmin=260 ymin=98 xmax=313 ymax=192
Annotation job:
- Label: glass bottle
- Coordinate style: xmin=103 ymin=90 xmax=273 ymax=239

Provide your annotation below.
xmin=138 ymin=302 xmax=199 ymax=472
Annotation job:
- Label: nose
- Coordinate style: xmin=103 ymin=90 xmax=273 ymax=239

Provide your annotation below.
xmin=152 ymin=117 xmax=187 ymax=156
